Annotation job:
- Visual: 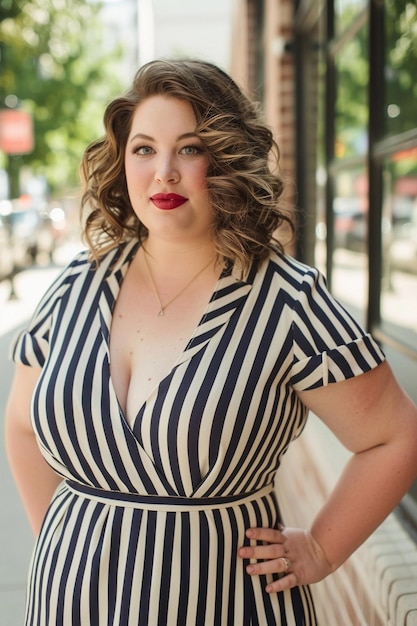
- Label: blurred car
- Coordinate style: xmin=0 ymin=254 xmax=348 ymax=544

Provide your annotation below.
xmin=0 ymin=197 xmax=67 ymax=270
xmin=333 ymin=198 xmax=367 ymax=252
xmin=0 ymin=214 xmax=15 ymax=282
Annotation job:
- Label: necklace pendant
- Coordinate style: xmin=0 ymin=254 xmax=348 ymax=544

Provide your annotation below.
xmin=143 ymin=248 xmax=215 ymax=319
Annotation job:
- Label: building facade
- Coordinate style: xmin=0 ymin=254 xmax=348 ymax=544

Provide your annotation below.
xmin=231 ymin=1 xmax=417 ymax=624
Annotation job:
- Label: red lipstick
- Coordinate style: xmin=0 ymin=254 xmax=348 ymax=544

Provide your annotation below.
xmin=150 ymin=193 xmax=187 ymax=210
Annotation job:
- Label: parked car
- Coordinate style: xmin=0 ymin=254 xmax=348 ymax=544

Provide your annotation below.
xmin=333 ymin=198 xmax=367 ymax=252
xmin=0 ymin=197 xmax=67 ymax=271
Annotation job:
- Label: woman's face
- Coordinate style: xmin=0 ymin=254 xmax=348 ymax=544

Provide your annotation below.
xmin=125 ymin=95 xmax=213 ymax=245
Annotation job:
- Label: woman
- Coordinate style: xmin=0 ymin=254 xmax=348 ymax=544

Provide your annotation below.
xmin=6 ymin=59 xmax=417 ymax=626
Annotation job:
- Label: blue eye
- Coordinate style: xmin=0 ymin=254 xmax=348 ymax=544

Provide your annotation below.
xmin=180 ymin=145 xmax=203 ymax=156
xmin=134 ymin=145 xmax=154 ymax=156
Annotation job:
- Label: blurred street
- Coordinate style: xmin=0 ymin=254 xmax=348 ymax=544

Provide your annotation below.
xmin=0 ymin=242 xmax=83 ymax=625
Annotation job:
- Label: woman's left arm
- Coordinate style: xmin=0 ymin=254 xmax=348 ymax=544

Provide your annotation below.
xmin=239 ymin=360 xmax=417 ymax=591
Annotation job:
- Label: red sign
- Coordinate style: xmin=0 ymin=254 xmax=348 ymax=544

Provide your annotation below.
xmin=0 ymin=109 xmax=34 ymax=154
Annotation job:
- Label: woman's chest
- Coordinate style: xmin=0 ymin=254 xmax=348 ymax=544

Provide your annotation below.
xmin=109 ymin=282 xmax=211 ymax=426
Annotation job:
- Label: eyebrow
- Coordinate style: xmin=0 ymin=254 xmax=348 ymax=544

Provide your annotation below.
xmin=128 ymin=131 xmax=199 ymax=144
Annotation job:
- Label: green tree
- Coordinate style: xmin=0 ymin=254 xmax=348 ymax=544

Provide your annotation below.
xmin=333 ymin=1 xmax=417 ymax=161
xmin=335 ymin=17 xmax=369 ymax=159
xmin=0 ymin=0 xmax=125 ymax=196
xmin=385 ymin=0 xmax=417 ymax=140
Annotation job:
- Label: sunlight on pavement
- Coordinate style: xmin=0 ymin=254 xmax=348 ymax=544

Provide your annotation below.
xmin=0 ymin=242 xmax=85 ymax=338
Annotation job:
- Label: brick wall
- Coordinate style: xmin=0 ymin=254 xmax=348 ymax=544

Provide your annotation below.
xmin=263 ymin=0 xmax=297 ymax=230
xmin=230 ymin=0 xmax=296 ymax=181
xmin=230 ymin=0 xmax=297 ymax=251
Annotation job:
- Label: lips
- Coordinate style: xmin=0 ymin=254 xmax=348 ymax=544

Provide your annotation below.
xmin=150 ymin=193 xmax=188 ymax=210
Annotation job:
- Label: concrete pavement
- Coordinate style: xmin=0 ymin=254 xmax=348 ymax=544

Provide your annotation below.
xmin=0 ymin=243 xmax=83 ymax=625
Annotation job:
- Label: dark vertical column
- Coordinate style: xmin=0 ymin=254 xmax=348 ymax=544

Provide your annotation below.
xmin=366 ymin=0 xmax=385 ymax=331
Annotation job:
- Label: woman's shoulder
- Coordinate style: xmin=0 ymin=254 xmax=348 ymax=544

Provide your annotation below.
xmin=59 ymin=239 xmax=138 ymax=281
xmin=32 ymin=240 xmax=137 ymax=311
xmin=264 ymin=249 xmax=323 ymax=288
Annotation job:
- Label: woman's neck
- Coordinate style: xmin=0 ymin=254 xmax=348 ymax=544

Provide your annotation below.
xmin=141 ymin=237 xmax=219 ymax=271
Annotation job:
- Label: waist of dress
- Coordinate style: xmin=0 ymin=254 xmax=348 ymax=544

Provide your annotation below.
xmin=65 ymin=480 xmax=275 ymax=512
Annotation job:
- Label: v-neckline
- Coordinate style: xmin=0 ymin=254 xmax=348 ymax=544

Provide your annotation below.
xmin=98 ymin=240 xmax=254 ymax=433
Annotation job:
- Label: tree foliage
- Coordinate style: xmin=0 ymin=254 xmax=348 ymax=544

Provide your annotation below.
xmin=334 ymin=1 xmax=417 ymax=168
xmin=0 ymin=0 xmax=125 ymax=194
xmin=385 ymin=0 xmax=417 ymax=139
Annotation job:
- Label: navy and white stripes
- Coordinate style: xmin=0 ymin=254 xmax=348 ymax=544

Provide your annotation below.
xmin=12 ymin=241 xmax=385 ymax=625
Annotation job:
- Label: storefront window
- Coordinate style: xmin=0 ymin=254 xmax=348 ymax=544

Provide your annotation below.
xmin=309 ymin=0 xmax=417 ymax=531
xmin=331 ymin=168 xmax=368 ymax=318
xmin=334 ymin=0 xmax=367 ymax=35
xmin=381 ymin=153 xmax=417 ymax=348
xmin=334 ymin=27 xmax=368 ymax=159
xmin=384 ymin=1 xmax=417 ymax=137
xmin=331 ymin=21 xmax=369 ymax=320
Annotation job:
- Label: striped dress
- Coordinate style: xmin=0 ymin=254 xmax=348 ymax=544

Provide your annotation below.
xmin=11 ymin=240 xmax=385 ymax=626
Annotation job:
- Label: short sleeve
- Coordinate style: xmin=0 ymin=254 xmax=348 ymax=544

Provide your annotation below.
xmin=9 ymin=252 xmax=87 ymax=368
xmin=289 ymin=266 xmax=385 ymax=391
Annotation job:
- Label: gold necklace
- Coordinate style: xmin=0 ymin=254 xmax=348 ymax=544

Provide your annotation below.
xmin=143 ymin=250 xmax=214 ymax=316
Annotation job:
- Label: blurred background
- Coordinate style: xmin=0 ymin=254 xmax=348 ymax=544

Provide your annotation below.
xmin=0 ymin=0 xmax=233 ymax=295
xmin=1 ymin=1 xmax=417 ymax=625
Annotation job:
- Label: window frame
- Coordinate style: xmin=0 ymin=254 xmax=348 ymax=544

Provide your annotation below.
xmin=295 ymin=0 xmax=417 ymax=530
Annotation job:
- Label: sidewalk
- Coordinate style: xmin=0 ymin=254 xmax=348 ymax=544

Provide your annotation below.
xmin=0 ymin=242 xmax=84 ymax=625
xmin=0 ymin=242 xmax=84 ymax=336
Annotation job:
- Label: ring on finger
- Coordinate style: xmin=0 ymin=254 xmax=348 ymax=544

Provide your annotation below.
xmin=280 ymin=557 xmax=291 ymax=572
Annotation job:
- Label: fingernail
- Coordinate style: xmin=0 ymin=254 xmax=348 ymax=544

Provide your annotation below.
xmin=246 ymin=529 xmax=254 ymax=538
xmin=246 ymin=565 xmax=254 ymax=574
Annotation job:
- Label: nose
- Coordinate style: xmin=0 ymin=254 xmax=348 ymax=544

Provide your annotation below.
xmin=154 ymin=155 xmax=180 ymax=184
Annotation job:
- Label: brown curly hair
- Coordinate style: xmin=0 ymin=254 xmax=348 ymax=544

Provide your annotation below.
xmin=80 ymin=59 xmax=294 ymax=270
